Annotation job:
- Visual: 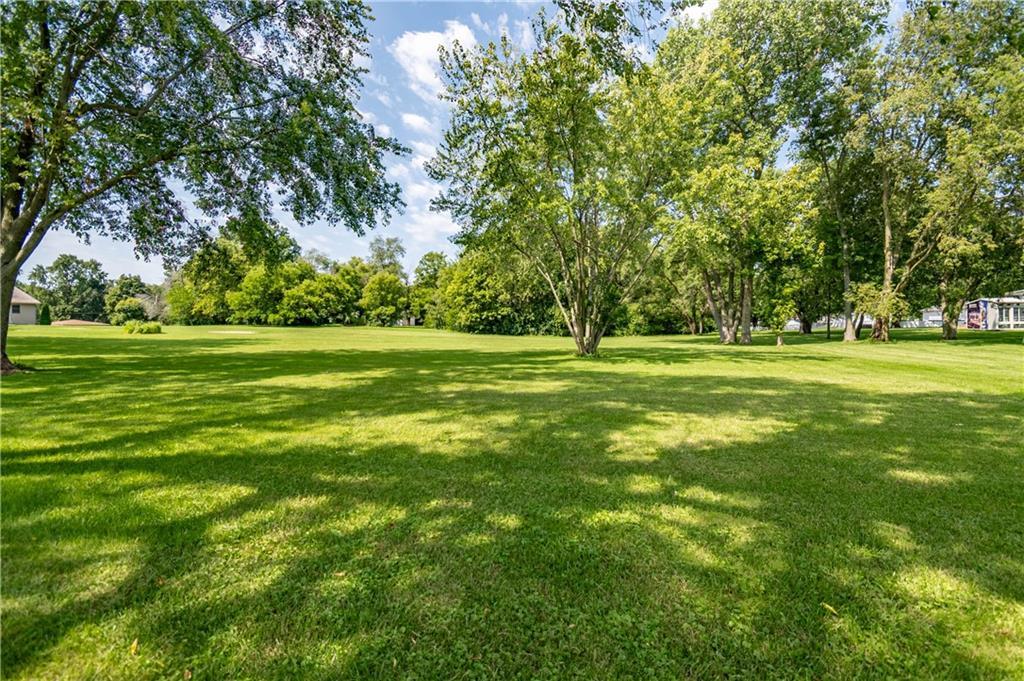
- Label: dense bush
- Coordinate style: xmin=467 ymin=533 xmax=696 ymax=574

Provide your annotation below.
xmin=279 ymin=274 xmax=359 ymax=325
xmin=37 ymin=303 xmax=51 ymax=325
xmin=109 ymin=297 xmax=148 ymax=326
xmin=433 ymin=250 xmax=559 ymax=335
xmin=123 ymin=320 xmax=162 ymax=334
xmin=227 ymin=261 xmax=316 ymax=325
xmin=104 ymin=275 xmax=149 ymax=319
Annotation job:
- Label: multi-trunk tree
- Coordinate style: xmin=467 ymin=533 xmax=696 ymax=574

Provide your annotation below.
xmin=0 ymin=0 xmax=403 ymax=371
xmin=429 ymin=22 xmax=672 ymax=355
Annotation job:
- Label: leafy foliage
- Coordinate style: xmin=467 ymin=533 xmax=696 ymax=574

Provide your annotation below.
xmin=122 ymin=320 xmax=161 ymax=334
xmin=359 ymin=271 xmax=407 ymax=326
xmin=109 ymin=297 xmax=148 ymax=326
xmin=26 ymin=254 xmax=108 ymax=321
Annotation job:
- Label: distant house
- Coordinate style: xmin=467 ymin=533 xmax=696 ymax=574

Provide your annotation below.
xmin=966 ymin=290 xmax=1024 ymax=331
xmin=915 ymin=306 xmax=966 ymax=328
xmin=9 ymin=287 xmax=41 ymax=325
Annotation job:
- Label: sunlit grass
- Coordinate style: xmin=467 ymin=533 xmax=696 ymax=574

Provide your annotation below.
xmin=2 ymin=325 xmax=1022 ymax=679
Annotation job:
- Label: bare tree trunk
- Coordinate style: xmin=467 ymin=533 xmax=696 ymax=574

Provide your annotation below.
xmin=855 ymin=312 xmax=865 ymax=339
xmin=776 ymin=333 xmax=784 ymax=346
xmin=799 ymin=316 xmax=812 ymax=334
xmin=872 ymin=317 xmax=890 ymax=342
xmin=720 ymin=323 xmax=736 ymax=344
xmin=702 ymin=270 xmax=730 ymax=344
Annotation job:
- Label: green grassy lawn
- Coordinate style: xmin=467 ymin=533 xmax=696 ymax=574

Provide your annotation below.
xmin=2 ymin=325 xmax=1022 ymax=679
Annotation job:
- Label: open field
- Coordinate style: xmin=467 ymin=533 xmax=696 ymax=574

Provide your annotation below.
xmin=1 ymin=325 xmax=1022 ymax=679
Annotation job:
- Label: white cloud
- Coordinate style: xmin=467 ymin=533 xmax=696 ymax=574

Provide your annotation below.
xmin=376 ymin=123 xmax=392 ymax=137
xmin=515 ymin=20 xmax=535 ymax=51
xmin=388 ymin=21 xmax=476 ymax=104
xmin=405 ymin=180 xmax=437 ymax=203
xmin=409 ymin=140 xmax=436 ymax=158
xmin=679 ymin=0 xmax=719 ymax=23
xmin=401 ymin=112 xmax=435 ymax=136
xmin=401 ymin=208 xmax=459 ymax=243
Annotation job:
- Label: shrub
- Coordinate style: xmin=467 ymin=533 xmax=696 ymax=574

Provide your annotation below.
xmin=123 ymin=320 xmax=162 ymax=334
xmin=109 ymin=297 xmax=148 ymax=325
xmin=37 ymin=303 xmax=51 ymax=325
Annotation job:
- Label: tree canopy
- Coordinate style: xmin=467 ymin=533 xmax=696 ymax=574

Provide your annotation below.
xmin=1 ymin=0 xmax=404 ymax=370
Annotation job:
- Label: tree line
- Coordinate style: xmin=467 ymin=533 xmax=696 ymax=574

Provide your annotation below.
xmin=3 ymin=1 xmax=1021 ymax=368
xmin=427 ymin=0 xmax=1023 ymax=354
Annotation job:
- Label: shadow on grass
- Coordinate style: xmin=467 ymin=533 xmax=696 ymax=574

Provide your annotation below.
xmin=2 ymin=333 xmax=1022 ymax=678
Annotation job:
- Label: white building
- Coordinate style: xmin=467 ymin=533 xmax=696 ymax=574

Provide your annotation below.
xmin=966 ymin=290 xmax=1024 ymax=331
xmin=9 ymin=287 xmax=41 ymax=324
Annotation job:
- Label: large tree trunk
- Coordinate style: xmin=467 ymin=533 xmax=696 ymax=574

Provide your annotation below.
xmin=798 ymin=316 xmax=812 ymax=334
xmin=854 ymin=312 xmax=865 ymax=339
xmin=939 ymin=281 xmax=962 ymax=341
xmin=776 ymin=333 xmax=784 ymax=346
xmin=739 ymin=275 xmax=752 ymax=345
xmin=875 ymin=167 xmax=895 ymax=343
xmin=702 ymin=269 xmax=739 ymax=344
xmin=941 ymin=317 xmax=958 ymax=341
xmin=842 ymin=306 xmax=858 ymax=341
xmin=1 ymin=264 xmax=16 ymax=374
xmin=872 ymin=316 xmax=890 ymax=342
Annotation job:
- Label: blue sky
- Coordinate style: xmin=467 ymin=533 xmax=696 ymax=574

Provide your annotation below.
xmin=27 ymin=1 xmax=559 ymax=281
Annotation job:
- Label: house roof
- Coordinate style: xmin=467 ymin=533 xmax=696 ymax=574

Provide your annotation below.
xmin=11 ymin=287 xmax=41 ymax=305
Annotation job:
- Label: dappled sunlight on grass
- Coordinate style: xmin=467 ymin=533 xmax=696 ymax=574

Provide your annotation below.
xmin=1 ymin=325 xmax=1022 ymax=679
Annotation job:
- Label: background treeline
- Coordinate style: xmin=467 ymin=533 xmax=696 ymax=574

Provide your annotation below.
xmin=26 ymin=228 xmax=713 ymax=336
xmin=154 ymin=212 xmax=712 ymax=334
xmin=20 ymin=1 xmax=1024 ymax=350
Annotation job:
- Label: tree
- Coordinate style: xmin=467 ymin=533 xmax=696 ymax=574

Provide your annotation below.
xmin=430 ymin=21 xmax=670 ymax=355
xmin=784 ymin=0 xmax=887 ymax=341
xmin=413 ymin=251 xmax=449 ymax=290
xmin=109 ymin=297 xmax=147 ymax=326
xmin=433 ymin=248 xmax=557 ymax=335
xmin=279 ymin=274 xmax=359 ymax=326
xmin=26 ymin=254 xmax=107 ymax=321
xmin=104 ymin=274 xmax=149 ymax=319
xmin=409 ymin=251 xmax=450 ymax=323
xmin=367 ymin=236 xmax=406 ymax=279
xmin=658 ymin=2 xmax=815 ymax=344
xmin=359 ymin=271 xmax=407 ymax=326
xmin=847 ymin=1 xmax=1023 ymax=341
xmin=1 ymin=1 xmax=403 ymax=372
xmin=167 ymin=217 xmax=301 ymax=324
xmin=37 ymin=302 xmax=50 ymax=325
xmin=303 ymin=248 xmax=336 ymax=274
xmin=227 ymin=261 xmax=315 ymax=325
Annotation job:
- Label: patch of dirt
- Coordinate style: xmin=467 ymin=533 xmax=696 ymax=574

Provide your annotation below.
xmin=51 ymin=319 xmax=110 ymax=326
